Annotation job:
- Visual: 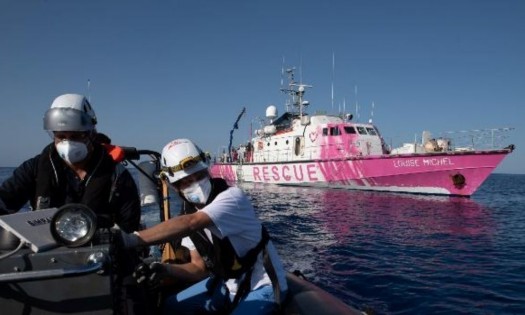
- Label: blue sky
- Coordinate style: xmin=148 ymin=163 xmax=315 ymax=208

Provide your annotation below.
xmin=1 ymin=0 xmax=523 ymax=174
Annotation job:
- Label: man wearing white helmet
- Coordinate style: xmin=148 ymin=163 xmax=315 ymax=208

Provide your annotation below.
xmin=0 ymin=93 xmax=141 ymax=232
xmin=0 ymin=94 xmax=147 ymax=314
xmin=121 ymin=138 xmax=288 ymax=315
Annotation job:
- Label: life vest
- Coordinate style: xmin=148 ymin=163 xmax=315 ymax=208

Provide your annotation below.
xmin=180 ymin=178 xmax=281 ymax=309
xmin=180 ymin=179 xmax=260 ymax=278
xmin=34 ymin=143 xmax=124 ymax=228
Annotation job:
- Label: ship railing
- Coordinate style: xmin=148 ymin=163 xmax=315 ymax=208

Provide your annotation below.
xmin=251 ymin=147 xmax=318 ymax=163
xmin=435 ymin=127 xmax=514 ymax=151
xmin=386 ymin=127 xmax=514 ymax=153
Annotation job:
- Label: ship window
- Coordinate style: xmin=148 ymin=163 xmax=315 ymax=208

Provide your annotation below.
xmin=366 ymin=127 xmax=377 ymax=135
xmin=330 ymin=127 xmax=341 ymax=136
xmin=322 ymin=128 xmax=328 ymax=136
xmin=344 ymin=126 xmax=356 ymax=134
xmin=286 ymin=140 xmax=289 ymax=145
xmin=356 ymin=126 xmax=367 ymax=135
xmin=274 ymin=141 xmax=277 ymax=146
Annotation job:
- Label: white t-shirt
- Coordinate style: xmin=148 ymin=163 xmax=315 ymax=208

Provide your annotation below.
xmin=181 ymin=186 xmax=288 ymax=295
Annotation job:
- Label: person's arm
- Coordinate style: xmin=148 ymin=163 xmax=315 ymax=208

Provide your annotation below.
xmin=162 ymin=249 xmax=209 ymax=282
xmin=0 ymin=157 xmax=39 ymax=214
xmin=135 ymin=211 xmax=213 ymax=246
xmin=112 ymin=169 xmax=141 ymax=233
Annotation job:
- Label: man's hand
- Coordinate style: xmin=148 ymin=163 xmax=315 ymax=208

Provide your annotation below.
xmin=115 ymin=229 xmax=142 ymax=248
xmin=133 ymin=261 xmax=169 ymax=289
xmin=148 ymin=261 xmax=169 ymax=282
xmin=123 ymin=231 xmax=141 ymax=248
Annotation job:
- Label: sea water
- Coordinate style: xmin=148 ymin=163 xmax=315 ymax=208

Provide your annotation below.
xmin=1 ymin=167 xmax=523 ymax=314
xmin=241 ymin=174 xmax=525 ymax=315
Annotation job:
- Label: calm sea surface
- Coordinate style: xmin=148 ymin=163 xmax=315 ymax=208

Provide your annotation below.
xmin=1 ymin=167 xmax=524 ymax=314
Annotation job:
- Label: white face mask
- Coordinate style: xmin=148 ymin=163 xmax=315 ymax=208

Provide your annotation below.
xmin=182 ymin=177 xmax=212 ymax=205
xmin=56 ymin=140 xmax=89 ymax=164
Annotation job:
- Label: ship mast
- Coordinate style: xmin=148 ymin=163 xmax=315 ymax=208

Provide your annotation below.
xmin=280 ymin=67 xmax=312 ymax=120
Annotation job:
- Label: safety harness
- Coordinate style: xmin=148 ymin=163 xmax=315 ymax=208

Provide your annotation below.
xmin=181 ymin=178 xmax=282 ymax=312
xmin=34 ymin=143 xmax=125 ymax=228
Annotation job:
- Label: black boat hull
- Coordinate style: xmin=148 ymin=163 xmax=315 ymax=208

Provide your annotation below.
xmin=0 ymin=244 xmax=363 ymax=314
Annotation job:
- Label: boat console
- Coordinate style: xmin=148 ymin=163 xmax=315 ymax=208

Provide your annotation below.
xmin=0 ymin=147 xmax=162 ymax=315
xmin=0 ymin=219 xmax=136 ymax=314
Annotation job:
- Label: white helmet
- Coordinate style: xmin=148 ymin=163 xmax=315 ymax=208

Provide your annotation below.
xmin=161 ymin=139 xmax=208 ymax=183
xmin=43 ymin=94 xmax=97 ymax=132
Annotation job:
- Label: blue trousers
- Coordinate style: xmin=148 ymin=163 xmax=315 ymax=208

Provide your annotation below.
xmin=162 ymin=277 xmax=281 ymax=315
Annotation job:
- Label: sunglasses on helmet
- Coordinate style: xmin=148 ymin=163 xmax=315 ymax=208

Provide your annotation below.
xmin=161 ymin=155 xmax=202 ymax=177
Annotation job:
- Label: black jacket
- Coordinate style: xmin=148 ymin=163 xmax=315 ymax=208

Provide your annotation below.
xmin=0 ymin=143 xmax=141 ymax=233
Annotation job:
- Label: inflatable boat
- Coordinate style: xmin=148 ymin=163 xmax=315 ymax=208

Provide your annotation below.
xmin=0 ymin=147 xmax=364 ymax=315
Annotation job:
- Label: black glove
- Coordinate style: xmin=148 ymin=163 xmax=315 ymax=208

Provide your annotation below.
xmin=112 ymin=224 xmax=141 ymax=249
xmin=133 ymin=262 xmax=152 ymax=285
xmin=133 ymin=261 xmax=168 ymax=289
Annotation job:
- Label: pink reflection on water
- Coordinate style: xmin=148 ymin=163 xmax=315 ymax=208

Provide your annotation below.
xmin=309 ymin=188 xmax=495 ymax=244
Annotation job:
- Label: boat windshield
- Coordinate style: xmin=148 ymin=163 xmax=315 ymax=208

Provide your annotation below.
xmin=366 ymin=127 xmax=378 ymax=135
xmin=344 ymin=126 xmax=356 ymax=134
xmin=322 ymin=127 xmax=343 ymax=136
xmin=356 ymin=126 xmax=368 ymax=135
xmin=330 ymin=127 xmax=342 ymax=136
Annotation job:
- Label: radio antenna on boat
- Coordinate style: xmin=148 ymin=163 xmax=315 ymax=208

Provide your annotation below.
xmin=280 ymin=56 xmax=286 ymax=88
xmin=331 ymin=52 xmax=335 ymax=112
xmin=354 ymin=85 xmax=359 ymax=122
xmin=369 ymin=101 xmax=375 ymax=123
xmin=87 ymin=79 xmax=91 ymax=102
xmin=299 ymin=54 xmax=303 ymax=84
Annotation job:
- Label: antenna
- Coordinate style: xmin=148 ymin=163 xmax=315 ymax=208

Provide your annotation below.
xmin=370 ymin=101 xmax=375 ymax=123
xmin=299 ymin=54 xmax=303 ymax=83
xmin=281 ymin=56 xmax=285 ymax=87
xmin=331 ymin=52 xmax=335 ymax=112
xmin=87 ymin=79 xmax=92 ymax=102
xmin=354 ymin=85 xmax=359 ymax=122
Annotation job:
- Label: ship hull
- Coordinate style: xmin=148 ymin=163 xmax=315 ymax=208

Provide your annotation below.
xmin=210 ymin=149 xmax=511 ymax=196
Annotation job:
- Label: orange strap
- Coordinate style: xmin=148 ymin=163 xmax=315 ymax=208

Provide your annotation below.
xmin=102 ymin=143 xmax=126 ymax=162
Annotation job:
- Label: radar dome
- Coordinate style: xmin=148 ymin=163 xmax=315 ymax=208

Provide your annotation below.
xmin=266 ymin=105 xmax=277 ymax=119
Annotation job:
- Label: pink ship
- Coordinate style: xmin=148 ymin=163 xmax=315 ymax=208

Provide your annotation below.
xmin=210 ymin=68 xmax=514 ymax=197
